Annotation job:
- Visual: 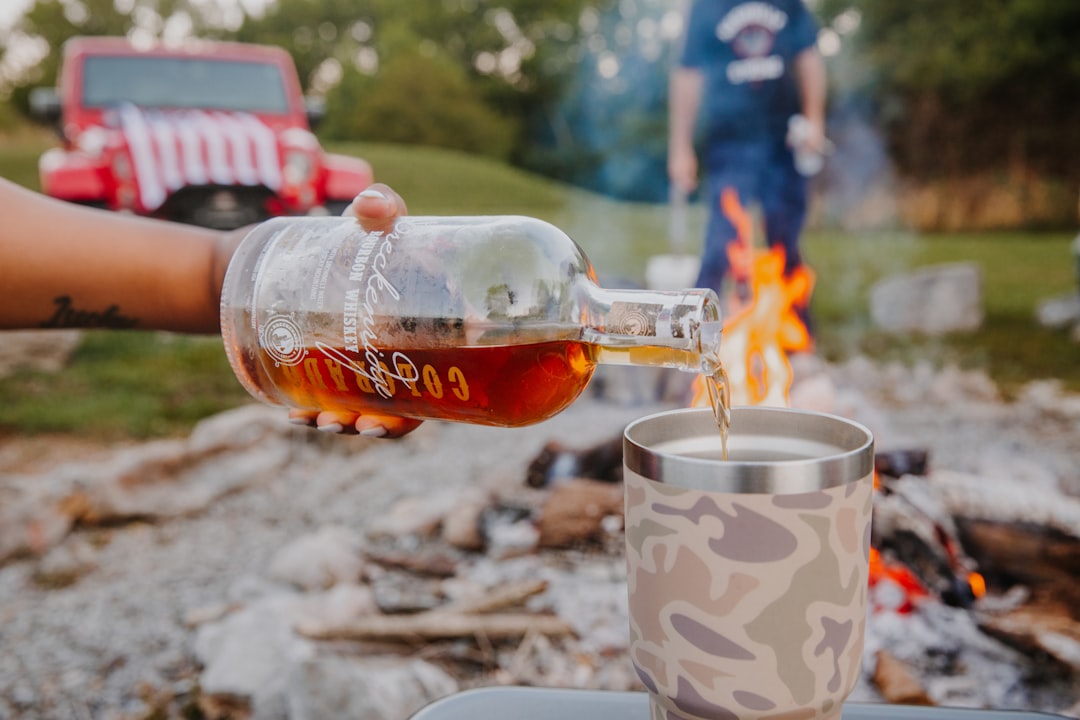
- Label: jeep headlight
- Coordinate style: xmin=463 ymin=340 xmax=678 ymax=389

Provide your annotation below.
xmin=76 ymin=127 xmax=108 ymax=157
xmin=283 ymin=150 xmax=313 ymax=185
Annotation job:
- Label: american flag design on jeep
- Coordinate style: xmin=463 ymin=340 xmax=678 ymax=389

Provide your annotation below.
xmin=116 ymin=103 xmax=283 ymax=212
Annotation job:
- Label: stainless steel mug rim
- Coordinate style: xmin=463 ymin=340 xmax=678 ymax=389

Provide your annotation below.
xmin=624 ymin=406 xmax=874 ymax=494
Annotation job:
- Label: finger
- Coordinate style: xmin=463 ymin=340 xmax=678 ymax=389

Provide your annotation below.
xmin=313 ymin=410 xmax=361 ymax=434
xmin=304 ymin=409 xmax=421 ymax=438
xmin=354 ymin=414 xmax=423 ymax=439
xmin=343 ymin=183 xmax=408 ymax=231
xmin=288 ymin=408 xmax=320 ymax=427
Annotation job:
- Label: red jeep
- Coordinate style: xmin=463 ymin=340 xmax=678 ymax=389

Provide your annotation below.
xmin=30 ymin=36 xmax=373 ymax=229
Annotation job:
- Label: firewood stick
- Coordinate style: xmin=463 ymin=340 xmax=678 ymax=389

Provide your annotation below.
xmin=297 ymin=612 xmax=573 ymax=642
xmin=437 ymin=579 xmax=548 ymax=615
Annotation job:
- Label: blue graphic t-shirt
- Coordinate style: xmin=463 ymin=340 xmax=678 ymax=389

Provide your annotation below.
xmin=680 ymin=0 xmax=819 ymax=144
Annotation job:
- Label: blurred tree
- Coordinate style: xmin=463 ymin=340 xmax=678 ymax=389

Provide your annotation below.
xmin=323 ymin=49 xmax=517 ymax=160
xmin=235 ymin=0 xmax=626 ymax=178
xmin=818 ymin=0 xmax=1080 ymax=187
xmin=1 ymin=0 xmax=236 ymax=113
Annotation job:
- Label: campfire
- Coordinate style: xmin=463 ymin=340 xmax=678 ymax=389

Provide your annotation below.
xmin=664 ymin=188 xmax=1076 ymax=707
xmin=683 ymin=189 xmax=991 ymax=620
xmin=690 ymin=188 xmax=814 ymax=408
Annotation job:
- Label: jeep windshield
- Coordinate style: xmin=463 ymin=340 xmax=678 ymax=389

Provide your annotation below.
xmin=81 ymin=55 xmax=290 ymax=113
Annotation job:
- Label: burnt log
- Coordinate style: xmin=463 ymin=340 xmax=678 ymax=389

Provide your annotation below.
xmin=955 ymin=519 xmax=1080 ymax=613
xmin=525 ymin=437 xmax=623 ymax=488
xmin=978 ymin=601 xmax=1080 ymax=673
xmin=875 ymin=449 xmax=930 ymax=479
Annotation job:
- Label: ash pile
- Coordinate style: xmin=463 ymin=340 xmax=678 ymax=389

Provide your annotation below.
xmin=1 ymin=357 xmax=1079 ymax=719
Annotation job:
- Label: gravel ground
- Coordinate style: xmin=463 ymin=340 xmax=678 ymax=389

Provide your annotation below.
xmin=0 ymin=380 xmax=671 ymax=719
xmin=2 ymin=359 xmax=1078 ymax=719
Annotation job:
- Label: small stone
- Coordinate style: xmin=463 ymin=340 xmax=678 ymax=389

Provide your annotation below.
xmin=870 ymin=263 xmax=983 ymax=335
xmin=286 ymin=656 xmax=458 ymax=720
xmin=33 ymin=536 xmax=97 ymax=588
xmin=486 ymin=519 xmax=540 ymax=560
xmin=1036 ymin=293 xmax=1080 ymax=329
xmin=537 ymin=479 xmax=624 ymax=549
xmin=366 ymin=492 xmax=461 ymax=539
xmin=266 ymin=525 xmax=365 ymax=591
xmin=442 ymin=495 xmax=489 ymax=551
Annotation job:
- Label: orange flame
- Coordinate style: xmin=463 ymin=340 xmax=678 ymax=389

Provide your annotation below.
xmin=718 ymin=247 xmax=814 ymax=406
xmin=721 ymin=187 xmax=755 ymax=286
xmin=691 ymin=188 xmax=815 ymax=408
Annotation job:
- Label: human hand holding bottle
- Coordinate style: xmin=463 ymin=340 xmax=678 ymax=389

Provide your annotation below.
xmin=0 ymin=176 xmax=421 ymax=437
xmin=283 ymin=184 xmax=423 ymax=438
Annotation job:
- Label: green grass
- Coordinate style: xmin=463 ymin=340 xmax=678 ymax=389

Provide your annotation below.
xmin=802 ymin=230 xmax=1078 ymax=396
xmin=1 ymin=136 xmax=1077 ymax=441
xmin=0 ymin=128 xmax=53 ymax=190
xmin=0 ymin=332 xmax=249 ymax=440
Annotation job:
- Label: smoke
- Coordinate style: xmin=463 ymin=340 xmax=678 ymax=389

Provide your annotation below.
xmin=810 ymin=9 xmax=927 ymax=358
xmin=534 ymin=0 xmax=686 ymax=203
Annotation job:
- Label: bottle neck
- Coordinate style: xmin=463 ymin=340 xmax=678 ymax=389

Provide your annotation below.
xmin=582 ymin=286 xmax=723 ymax=374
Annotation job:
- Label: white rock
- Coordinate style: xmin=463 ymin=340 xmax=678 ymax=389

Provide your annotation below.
xmin=187 ymin=402 xmax=295 ymax=452
xmin=366 ymin=491 xmax=462 ymax=539
xmin=286 ymin=656 xmax=458 ymax=720
xmin=266 ymin=525 xmax=365 ymax=591
xmin=195 ymin=594 xmax=315 ymax=705
xmin=486 ymin=519 xmax=540 ymax=560
xmin=1036 ymin=293 xmax=1080 ymax=329
xmin=870 ymin=262 xmax=984 ymax=335
xmin=297 ymin=583 xmax=378 ymax=627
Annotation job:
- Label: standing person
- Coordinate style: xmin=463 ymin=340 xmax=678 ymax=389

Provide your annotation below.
xmin=0 ymin=178 xmax=421 ymax=438
xmin=668 ymin=0 xmax=827 ymax=312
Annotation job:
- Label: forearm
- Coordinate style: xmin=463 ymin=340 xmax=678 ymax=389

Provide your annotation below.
xmin=0 ymin=178 xmax=229 ymax=334
xmin=668 ymin=68 xmax=703 ymax=191
xmin=794 ymin=47 xmax=827 ymax=127
xmin=668 ymin=68 xmax=703 ymax=153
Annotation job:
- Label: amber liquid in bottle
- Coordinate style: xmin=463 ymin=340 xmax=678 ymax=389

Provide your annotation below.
xmin=258 ymin=340 xmax=598 ymax=427
xmin=253 ymin=340 xmax=728 ymax=432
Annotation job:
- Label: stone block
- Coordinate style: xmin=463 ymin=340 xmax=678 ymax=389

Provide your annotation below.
xmin=870 ymin=262 xmax=983 ymax=334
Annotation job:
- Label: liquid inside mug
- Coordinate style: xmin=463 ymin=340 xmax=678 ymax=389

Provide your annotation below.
xmin=623 ymin=406 xmax=875 ymax=720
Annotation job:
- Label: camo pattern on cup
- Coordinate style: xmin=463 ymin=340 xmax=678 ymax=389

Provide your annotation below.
xmin=625 ymin=471 xmax=873 ymax=720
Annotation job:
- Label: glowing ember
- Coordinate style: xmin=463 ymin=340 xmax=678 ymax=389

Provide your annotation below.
xmin=868 ymin=547 xmax=930 ymax=614
xmin=968 ymin=571 xmax=987 ymax=599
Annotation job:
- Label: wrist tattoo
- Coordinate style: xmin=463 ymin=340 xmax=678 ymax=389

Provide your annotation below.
xmin=39 ymin=295 xmax=139 ymax=329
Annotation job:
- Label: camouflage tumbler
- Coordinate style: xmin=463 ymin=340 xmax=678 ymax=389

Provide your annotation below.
xmin=623 ymin=406 xmax=874 ymax=720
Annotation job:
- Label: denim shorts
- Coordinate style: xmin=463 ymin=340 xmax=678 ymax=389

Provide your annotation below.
xmin=695 ymin=139 xmax=809 ymax=294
